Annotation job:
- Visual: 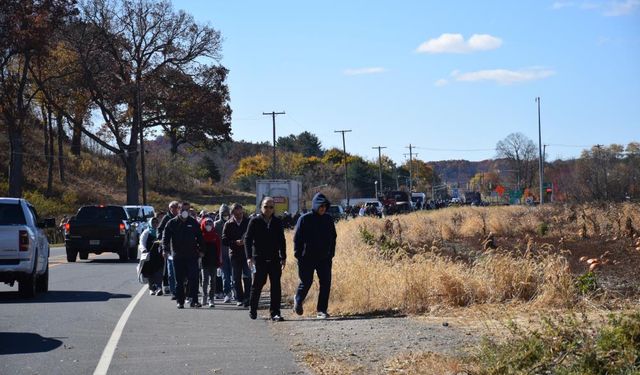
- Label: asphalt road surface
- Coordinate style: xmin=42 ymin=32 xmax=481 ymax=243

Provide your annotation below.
xmin=1 ymin=247 xmax=306 ymax=375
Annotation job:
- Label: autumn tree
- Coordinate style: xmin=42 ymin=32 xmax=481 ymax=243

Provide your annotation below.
xmin=0 ymin=0 xmax=77 ymax=197
xmin=66 ymin=0 xmax=224 ymax=204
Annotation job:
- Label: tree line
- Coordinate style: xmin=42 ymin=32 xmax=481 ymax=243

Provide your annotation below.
xmin=1 ymin=0 xmax=232 ymax=203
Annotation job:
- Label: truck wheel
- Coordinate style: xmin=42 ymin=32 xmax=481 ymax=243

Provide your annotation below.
xmin=19 ymin=262 xmax=37 ymax=298
xmin=66 ymin=248 xmax=78 ymax=262
xmin=36 ymin=263 xmax=49 ymax=293
xmin=128 ymin=246 xmax=138 ymax=261
xmin=79 ymin=252 xmax=89 ymax=260
xmin=118 ymin=247 xmax=128 ymax=262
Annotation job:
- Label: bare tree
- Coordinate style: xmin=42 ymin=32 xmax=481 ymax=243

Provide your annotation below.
xmin=496 ymin=132 xmax=537 ymax=190
xmin=62 ymin=0 xmax=224 ymax=204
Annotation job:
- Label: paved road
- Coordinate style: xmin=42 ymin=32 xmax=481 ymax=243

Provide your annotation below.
xmin=1 ymin=247 xmax=306 ymax=375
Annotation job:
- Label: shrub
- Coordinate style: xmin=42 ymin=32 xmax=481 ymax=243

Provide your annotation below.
xmin=473 ymin=312 xmax=640 ymax=374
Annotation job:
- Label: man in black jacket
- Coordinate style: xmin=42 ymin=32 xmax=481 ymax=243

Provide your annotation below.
xmin=222 ymin=203 xmax=251 ymax=307
xmin=293 ymin=193 xmax=337 ymax=319
xmin=245 ymin=197 xmax=287 ymax=321
xmin=158 ymin=201 xmax=179 ymax=297
xmin=162 ymin=201 xmax=205 ymax=309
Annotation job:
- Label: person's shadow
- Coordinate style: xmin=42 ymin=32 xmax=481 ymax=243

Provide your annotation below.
xmin=0 ymin=332 xmax=63 ymax=355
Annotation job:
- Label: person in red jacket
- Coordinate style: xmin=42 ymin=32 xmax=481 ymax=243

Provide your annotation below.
xmin=201 ymin=217 xmax=222 ymax=308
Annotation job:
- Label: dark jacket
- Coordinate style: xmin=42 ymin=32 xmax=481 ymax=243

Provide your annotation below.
xmin=244 ymin=214 xmax=286 ymax=262
xmin=293 ymin=193 xmax=337 ymax=261
xmin=214 ymin=205 xmax=230 ymax=257
xmin=157 ymin=212 xmax=174 ymax=241
xmin=222 ymin=216 xmax=249 ymax=259
xmin=162 ymin=216 xmax=205 ymax=259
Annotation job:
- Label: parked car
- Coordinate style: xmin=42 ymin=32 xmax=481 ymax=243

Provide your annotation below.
xmin=364 ymin=201 xmax=383 ymax=216
xmin=64 ymin=205 xmax=135 ymax=262
xmin=124 ymin=205 xmax=156 ymax=258
xmin=0 ymin=198 xmax=55 ymax=297
xmin=327 ymin=205 xmax=347 ymax=221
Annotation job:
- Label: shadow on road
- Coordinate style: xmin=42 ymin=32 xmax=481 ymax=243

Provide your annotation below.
xmin=0 ymin=290 xmax=131 ymax=303
xmin=0 ymin=332 xmax=64 ymax=355
xmin=85 ymin=258 xmax=138 ymax=264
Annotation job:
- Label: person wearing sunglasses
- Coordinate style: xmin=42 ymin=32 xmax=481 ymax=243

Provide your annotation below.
xmin=244 ymin=197 xmax=287 ymax=321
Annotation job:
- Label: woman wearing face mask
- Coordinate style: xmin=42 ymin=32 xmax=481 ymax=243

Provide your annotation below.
xmin=200 ymin=217 xmax=222 ymax=308
xmin=139 ymin=217 xmax=164 ymax=295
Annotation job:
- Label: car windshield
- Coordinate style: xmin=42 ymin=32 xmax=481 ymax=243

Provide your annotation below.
xmin=125 ymin=207 xmax=142 ymax=219
xmin=77 ymin=206 xmax=127 ymax=221
xmin=365 ymin=202 xmax=377 ymax=207
xmin=0 ymin=203 xmax=26 ymax=225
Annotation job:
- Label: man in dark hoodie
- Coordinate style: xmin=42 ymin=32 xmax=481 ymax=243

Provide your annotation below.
xmin=162 ymin=201 xmax=206 ymax=309
xmin=245 ymin=197 xmax=287 ymax=321
xmin=222 ymin=203 xmax=251 ymax=307
xmin=293 ymin=192 xmax=337 ymax=319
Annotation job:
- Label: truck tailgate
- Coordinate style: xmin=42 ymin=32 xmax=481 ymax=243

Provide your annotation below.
xmin=68 ymin=222 xmax=121 ymax=239
xmin=0 ymin=226 xmax=23 ymax=260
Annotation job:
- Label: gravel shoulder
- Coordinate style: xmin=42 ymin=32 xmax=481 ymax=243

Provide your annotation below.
xmin=272 ymin=312 xmax=481 ymax=373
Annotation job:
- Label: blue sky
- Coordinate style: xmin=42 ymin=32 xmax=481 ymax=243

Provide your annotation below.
xmin=172 ymin=0 xmax=639 ymax=163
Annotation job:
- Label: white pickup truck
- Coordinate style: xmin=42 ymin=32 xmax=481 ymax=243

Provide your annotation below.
xmin=0 ymin=198 xmax=55 ymax=297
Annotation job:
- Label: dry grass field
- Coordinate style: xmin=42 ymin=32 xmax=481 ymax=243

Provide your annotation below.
xmin=278 ymin=203 xmax=640 ymax=374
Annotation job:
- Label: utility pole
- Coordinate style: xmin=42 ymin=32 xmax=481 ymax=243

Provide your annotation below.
xmin=263 ymin=111 xmax=285 ymax=179
xmin=405 ymin=144 xmax=414 ymax=192
xmin=334 ymin=129 xmax=352 ymax=207
xmin=137 ymin=81 xmax=147 ymax=205
xmin=372 ymin=146 xmax=387 ymax=194
xmin=536 ymin=97 xmax=543 ymax=205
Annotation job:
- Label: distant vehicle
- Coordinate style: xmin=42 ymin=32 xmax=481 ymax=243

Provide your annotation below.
xmin=124 ymin=205 xmax=156 ymax=257
xmin=0 ymin=198 xmax=55 ymax=297
xmin=64 ymin=205 xmax=135 ymax=262
xmin=464 ymin=191 xmax=481 ymax=205
xmin=256 ymin=179 xmax=303 ymax=215
xmin=326 ymin=205 xmax=346 ymax=221
xmin=411 ymin=192 xmax=426 ymax=209
xmin=364 ymin=201 xmax=383 ymax=216
xmin=381 ymin=190 xmax=413 ymax=215
xmin=450 ymin=197 xmax=462 ymax=204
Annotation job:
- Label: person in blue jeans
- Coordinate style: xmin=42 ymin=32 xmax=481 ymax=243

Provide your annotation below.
xmin=214 ymin=204 xmax=233 ymax=303
xmin=293 ymin=193 xmax=337 ymax=319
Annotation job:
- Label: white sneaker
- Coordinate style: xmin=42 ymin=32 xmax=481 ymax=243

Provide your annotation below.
xmin=208 ymin=302 xmax=215 ymax=308
xmin=316 ymin=312 xmax=330 ymax=319
xmin=223 ymin=295 xmax=231 ymax=303
xmin=149 ymin=290 xmax=155 ymax=296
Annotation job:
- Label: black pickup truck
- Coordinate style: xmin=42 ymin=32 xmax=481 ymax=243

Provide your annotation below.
xmin=64 ymin=205 xmax=135 ymax=262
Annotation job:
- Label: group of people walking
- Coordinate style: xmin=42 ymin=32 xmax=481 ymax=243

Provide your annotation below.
xmin=137 ymin=193 xmax=337 ymax=321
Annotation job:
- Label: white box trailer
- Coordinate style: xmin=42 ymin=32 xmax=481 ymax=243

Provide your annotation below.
xmin=256 ymin=180 xmax=303 ymax=215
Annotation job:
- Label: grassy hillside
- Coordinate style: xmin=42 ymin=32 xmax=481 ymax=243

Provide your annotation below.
xmin=0 ymin=127 xmax=255 ymax=218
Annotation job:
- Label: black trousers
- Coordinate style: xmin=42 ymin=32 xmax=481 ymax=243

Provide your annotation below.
xmin=249 ymin=259 xmax=282 ymax=316
xmin=230 ymin=256 xmax=251 ymax=302
xmin=295 ymin=258 xmax=332 ymax=313
xmin=173 ymin=256 xmax=199 ymax=305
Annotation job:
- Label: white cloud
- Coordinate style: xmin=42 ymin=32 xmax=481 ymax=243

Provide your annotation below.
xmin=551 ymin=0 xmax=639 ymax=15
xmin=415 ymin=33 xmax=502 ymax=54
xmin=447 ymin=67 xmax=556 ymax=85
xmin=604 ymin=0 xmax=640 ymax=15
xmin=552 ymin=1 xmax=576 ymax=9
xmin=434 ymin=79 xmax=449 ymax=87
xmin=343 ymin=67 xmax=386 ymax=76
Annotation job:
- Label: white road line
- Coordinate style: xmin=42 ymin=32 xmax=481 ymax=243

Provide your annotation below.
xmin=93 ymin=285 xmax=147 ymax=375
